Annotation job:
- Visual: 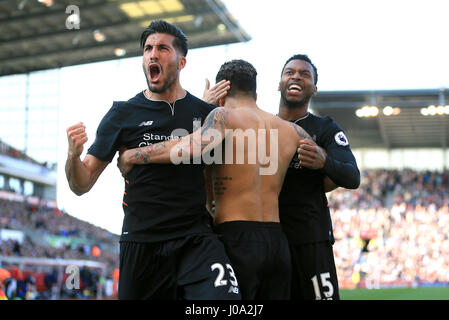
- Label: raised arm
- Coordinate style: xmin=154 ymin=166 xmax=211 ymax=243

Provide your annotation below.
xmin=65 ymin=122 xmax=109 ymax=196
xmin=117 ymin=107 xmax=231 ymax=176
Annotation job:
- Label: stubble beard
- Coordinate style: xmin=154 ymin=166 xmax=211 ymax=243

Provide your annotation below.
xmin=143 ymin=64 xmax=178 ymax=94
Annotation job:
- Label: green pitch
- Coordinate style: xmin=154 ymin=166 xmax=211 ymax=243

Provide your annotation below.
xmin=340 ymin=287 xmax=449 ymax=300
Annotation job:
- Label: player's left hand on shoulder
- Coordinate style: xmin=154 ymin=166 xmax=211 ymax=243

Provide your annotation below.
xmin=297 ymin=139 xmax=327 ymax=170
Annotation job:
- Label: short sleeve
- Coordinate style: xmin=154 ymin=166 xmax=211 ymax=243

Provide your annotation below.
xmin=87 ymin=102 xmax=123 ymax=162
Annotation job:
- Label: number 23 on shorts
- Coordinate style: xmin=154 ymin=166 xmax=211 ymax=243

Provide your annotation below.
xmin=211 ymin=263 xmax=239 ymax=287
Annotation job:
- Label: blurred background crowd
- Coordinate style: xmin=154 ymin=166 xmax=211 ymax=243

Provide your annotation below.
xmin=330 ymin=169 xmax=449 ymax=288
xmin=0 ymin=194 xmax=119 ymax=300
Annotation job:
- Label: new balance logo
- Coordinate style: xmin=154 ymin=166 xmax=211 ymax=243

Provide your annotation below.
xmin=228 ymin=286 xmax=239 ymax=294
xmin=139 ymin=121 xmax=153 ymax=126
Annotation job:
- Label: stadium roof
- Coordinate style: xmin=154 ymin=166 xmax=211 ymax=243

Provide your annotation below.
xmin=311 ymin=88 xmax=449 ymax=149
xmin=0 ymin=0 xmax=251 ymax=76
xmin=0 ymin=139 xmax=56 ymax=185
xmin=0 ymin=154 xmax=57 ymax=185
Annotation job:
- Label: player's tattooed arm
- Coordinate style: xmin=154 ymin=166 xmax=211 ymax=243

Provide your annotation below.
xmin=291 ymin=123 xmax=312 ymax=140
xmin=195 ymin=107 xmax=229 ymax=153
xmin=134 ymin=141 xmax=167 ymax=164
xmin=202 ymin=107 xmax=229 ymax=133
xmin=117 ymin=139 xmax=175 ymax=176
xmin=117 ymin=108 xmax=231 ymax=176
xmin=291 ymin=123 xmax=328 ymax=170
xmin=172 ymin=107 xmax=230 ymax=159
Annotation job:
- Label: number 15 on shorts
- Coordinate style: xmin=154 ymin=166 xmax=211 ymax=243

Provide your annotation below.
xmin=311 ymin=272 xmax=334 ymax=300
xmin=211 ymin=263 xmax=239 ymax=287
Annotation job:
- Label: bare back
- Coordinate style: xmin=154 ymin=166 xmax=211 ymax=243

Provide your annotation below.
xmin=212 ymin=106 xmax=310 ymax=224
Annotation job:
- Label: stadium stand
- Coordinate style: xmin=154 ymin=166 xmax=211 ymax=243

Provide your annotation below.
xmin=0 ymin=195 xmax=120 ymax=299
xmin=0 ymin=195 xmax=120 ymax=300
xmin=0 ymin=140 xmax=119 ymax=300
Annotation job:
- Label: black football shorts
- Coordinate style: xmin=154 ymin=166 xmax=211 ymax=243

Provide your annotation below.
xmin=214 ymin=221 xmax=291 ymax=300
xmin=288 ymin=240 xmax=340 ymax=300
xmin=118 ymin=232 xmax=241 ymax=300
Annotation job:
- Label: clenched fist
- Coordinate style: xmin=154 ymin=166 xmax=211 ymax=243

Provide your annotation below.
xmin=66 ymin=122 xmax=88 ymax=158
xmin=297 ymin=139 xmax=327 ymax=170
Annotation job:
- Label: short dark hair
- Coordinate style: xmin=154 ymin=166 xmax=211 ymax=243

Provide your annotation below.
xmin=216 ymin=59 xmax=257 ymax=98
xmin=140 ymin=20 xmax=188 ymax=56
xmin=282 ymin=54 xmax=318 ymax=85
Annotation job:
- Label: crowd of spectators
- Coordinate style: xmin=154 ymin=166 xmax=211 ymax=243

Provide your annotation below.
xmin=0 ymin=140 xmax=117 ymax=299
xmin=0 ymin=263 xmax=113 ymax=300
xmin=0 ymin=197 xmax=119 ymax=299
xmin=329 ymin=169 xmax=449 ymax=288
xmin=0 ymin=199 xmax=118 ymax=249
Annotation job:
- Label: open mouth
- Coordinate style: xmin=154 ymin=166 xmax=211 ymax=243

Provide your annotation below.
xmin=149 ymin=63 xmax=161 ymax=82
xmin=288 ymin=83 xmax=303 ymax=94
